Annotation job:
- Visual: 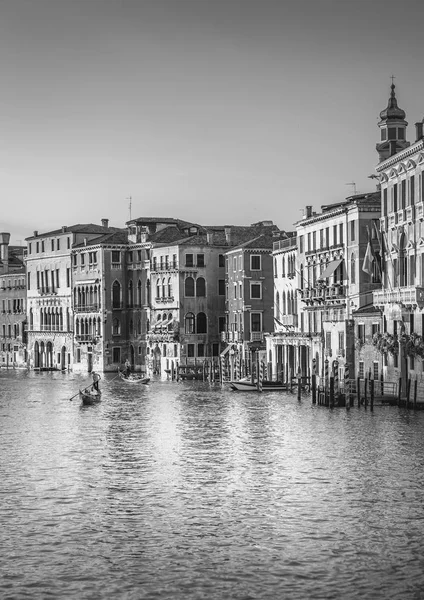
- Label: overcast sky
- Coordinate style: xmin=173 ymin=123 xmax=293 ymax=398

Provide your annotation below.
xmin=1 ymin=0 xmax=424 ymax=244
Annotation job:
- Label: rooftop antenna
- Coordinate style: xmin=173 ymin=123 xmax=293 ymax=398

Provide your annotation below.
xmin=345 ymin=182 xmax=357 ymax=195
xmin=127 ymin=196 xmax=132 ymax=221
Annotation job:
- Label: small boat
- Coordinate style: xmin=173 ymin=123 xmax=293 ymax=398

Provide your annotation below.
xmin=229 ymin=379 xmax=287 ymax=391
xmin=80 ymin=388 xmax=102 ymax=405
xmin=118 ymin=370 xmax=150 ymax=385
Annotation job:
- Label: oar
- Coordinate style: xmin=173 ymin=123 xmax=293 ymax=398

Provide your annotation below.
xmin=69 ymin=382 xmax=94 ymax=401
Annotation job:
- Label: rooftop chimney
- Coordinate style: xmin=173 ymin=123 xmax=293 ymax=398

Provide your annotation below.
xmin=61 ymin=226 xmax=67 ymax=233
xmin=305 ymin=206 xmax=313 ymax=218
xmin=224 ymin=227 xmax=231 ymax=244
xmin=0 ymin=232 xmax=11 ymax=265
xmin=33 ymin=231 xmax=38 ymax=237
xmin=101 ymin=218 xmax=109 ymax=228
xmin=415 ymin=120 xmax=424 ymax=141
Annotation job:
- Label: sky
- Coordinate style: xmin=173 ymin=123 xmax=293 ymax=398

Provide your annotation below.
xmin=1 ymin=0 xmax=424 ymax=244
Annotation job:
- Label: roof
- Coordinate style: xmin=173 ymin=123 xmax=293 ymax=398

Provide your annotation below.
xmin=26 ymin=223 xmax=122 ymax=241
xmin=352 ymin=303 xmax=382 ymax=316
xmin=72 ymin=230 xmax=128 ymax=249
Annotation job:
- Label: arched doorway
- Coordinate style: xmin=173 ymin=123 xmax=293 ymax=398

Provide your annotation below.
xmin=40 ymin=341 xmax=45 ymax=368
xmin=46 ymin=342 xmax=53 ymax=368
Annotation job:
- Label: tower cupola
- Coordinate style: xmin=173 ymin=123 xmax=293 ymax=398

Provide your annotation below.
xmin=376 ymin=81 xmax=409 ymax=162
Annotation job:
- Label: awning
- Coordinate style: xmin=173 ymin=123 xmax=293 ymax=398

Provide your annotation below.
xmin=318 ymin=259 xmax=343 ymax=280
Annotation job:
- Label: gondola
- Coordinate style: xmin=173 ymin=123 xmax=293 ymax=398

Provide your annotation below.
xmin=118 ymin=369 xmax=150 ymax=385
xmin=228 ymin=379 xmax=287 ymax=391
xmin=79 ymin=387 xmax=102 ymax=405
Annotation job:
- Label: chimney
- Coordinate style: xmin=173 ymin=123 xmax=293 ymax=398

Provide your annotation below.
xmin=33 ymin=231 xmax=38 ymax=237
xmin=101 ymin=218 xmax=109 ymax=228
xmin=207 ymin=232 xmax=214 ymax=245
xmin=415 ymin=121 xmax=424 ymax=141
xmin=61 ymin=226 xmax=67 ymax=233
xmin=224 ymin=227 xmax=231 ymax=244
xmin=0 ymin=232 xmax=11 ymax=269
xmin=305 ymin=206 xmax=313 ymax=218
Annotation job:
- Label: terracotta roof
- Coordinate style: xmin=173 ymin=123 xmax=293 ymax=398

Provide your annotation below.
xmin=73 ymin=230 xmax=128 ymax=248
xmin=25 ymin=223 xmax=122 ymax=240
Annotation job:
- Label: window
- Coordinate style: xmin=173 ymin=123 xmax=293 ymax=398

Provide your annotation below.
xmin=299 ymin=236 xmax=303 ymax=253
xmin=359 ymin=361 xmax=364 ymax=379
xmin=393 ymin=184 xmax=398 ymax=212
xmin=197 ymin=344 xmax=205 ymax=357
xmin=185 ymin=313 xmax=195 ymax=334
xmin=250 ymin=282 xmax=262 ymax=299
xmin=187 ymin=344 xmax=195 ymax=357
xmin=41 ymin=241 xmax=45 ymax=252
xmin=338 ymin=331 xmax=344 ymax=353
xmin=185 ymin=277 xmax=195 ymax=297
xmin=27 ymin=273 xmax=31 ymax=290
xmin=218 ymin=316 xmax=226 ymax=332
xmin=112 ymin=250 xmax=120 ymax=263
xmin=250 ymin=255 xmax=261 ymax=270
xmin=383 ymin=188 xmax=388 ymax=216
xmin=251 ymin=313 xmax=261 ymax=332
xmin=197 ymin=254 xmax=205 ymax=267
xmin=197 ymin=312 xmax=207 ymax=333
xmin=112 ymin=281 xmax=121 ymax=308
xmin=350 ymin=254 xmax=356 ymax=284
xmin=388 ymin=127 xmax=396 ymax=140
xmin=67 ymin=237 xmax=70 ymax=249
xmin=112 ymin=347 xmax=121 ymax=363
xmin=57 ymin=239 xmax=60 ymax=250
xmin=219 ymin=254 xmax=225 ymax=267
xmin=218 ymin=280 xmax=225 ymax=295
xmin=36 ymin=242 xmax=39 ymax=253
xmin=339 ymin=224 xmax=343 ymax=244
xmin=371 ymin=323 xmax=380 ymax=336
xmin=185 ymin=254 xmax=194 ymax=267
xmin=113 ymin=319 xmax=121 ymax=335
xmin=358 ymin=324 xmax=365 ymax=342
xmin=28 ymin=243 xmax=32 ymax=254
xmin=127 ymin=251 xmax=133 ymax=263
xmin=350 ymin=221 xmax=355 ymax=242
xmin=51 ymin=239 xmax=55 ymax=251
xmin=325 ymin=332 xmax=331 ymax=350
xmin=196 ymin=277 xmax=206 ymax=297
xmin=411 ymin=176 xmax=415 ymax=205
xmin=66 ymin=268 xmax=70 ymax=288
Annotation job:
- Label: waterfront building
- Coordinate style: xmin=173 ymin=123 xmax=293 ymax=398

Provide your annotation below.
xmin=0 ymin=233 xmax=27 ymax=368
xmin=292 ymin=195 xmax=381 ymax=383
xmin=222 ymin=223 xmax=287 ymax=379
xmin=373 ymin=84 xmax=424 ymax=382
xmin=71 ymin=228 xmax=130 ymax=373
xmin=25 ymin=221 xmax=120 ymax=370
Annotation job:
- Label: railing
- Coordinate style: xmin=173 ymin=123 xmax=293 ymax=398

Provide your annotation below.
xmin=37 ymin=287 xmax=56 ymax=295
xmin=273 ymin=237 xmax=297 ymax=252
xmin=151 ymin=261 xmax=178 ymax=272
xmin=405 ymin=205 xmax=415 ymax=223
xmin=373 ymin=286 xmax=424 ymax=308
xmin=416 ymin=202 xmax=424 ymax=221
xmin=221 ymin=331 xmax=243 ymax=343
xmin=397 ymin=208 xmax=405 ymax=225
xmin=322 ymin=309 xmax=346 ymax=322
xmin=154 ymin=296 xmax=175 ymax=303
xmin=250 ymin=332 xmax=264 ymax=343
xmin=74 ymin=304 xmax=101 ymax=313
xmin=31 ymin=325 xmax=67 ymax=332
xmin=75 ymin=334 xmax=98 ymax=342
xmin=111 ymin=263 xmax=122 ymax=269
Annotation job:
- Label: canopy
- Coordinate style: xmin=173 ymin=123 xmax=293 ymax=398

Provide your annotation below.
xmin=318 ymin=259 xmax=343 ymax=280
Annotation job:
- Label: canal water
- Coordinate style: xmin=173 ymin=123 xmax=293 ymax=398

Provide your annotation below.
xmin=1 ymin=370 xmax=424 ymax=600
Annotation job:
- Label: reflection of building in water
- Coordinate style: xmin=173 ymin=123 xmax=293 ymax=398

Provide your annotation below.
xmin=0 ymin=233 xmax=27 ymax=368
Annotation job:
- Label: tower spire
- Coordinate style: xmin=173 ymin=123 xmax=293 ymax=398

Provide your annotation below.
xmin=376 ymin=78 xmax=409 ymax=162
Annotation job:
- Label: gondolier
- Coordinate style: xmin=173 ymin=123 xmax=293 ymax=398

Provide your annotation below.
xmin=92 ymin=371 xmax=101 ymax=391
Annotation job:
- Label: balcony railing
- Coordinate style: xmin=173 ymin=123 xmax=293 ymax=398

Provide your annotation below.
xmin=151 ymin=261 xmax=178 ymax=272
xmin=155 ymin=296 xmax=175 ymax=303
xmin=75 ymin=334 xmax=99 ymax=342
xmin=406 ymin=205 xmax=415 ymax=223
xmin=300 ymin=285 xmax=345 ymax=304
xmin=74 ymin=304 xmax=101 ymax=313
xmin=221 ymin=331 xmax=243 ymax=343
xmin=416 ymin=202 xmax=424 ymax=221
xmin=250 ymin=332 xmax=264 ymax=343
xmin=373 ymin=286 xmax=424 ymax=308
xmin=37 ymin=287 xmax=57 ymax=295
xmin=273 ymin=237 xmax=297 ymax=252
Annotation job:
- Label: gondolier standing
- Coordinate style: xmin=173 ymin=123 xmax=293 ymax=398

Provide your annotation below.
xmin=92 ymin=371 xmax=100 ymax=391
xmin=124 ymin=359 xmax=131 ymax=377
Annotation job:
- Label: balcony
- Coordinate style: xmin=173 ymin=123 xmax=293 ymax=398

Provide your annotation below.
xmin=155 ymin=296 xmax=175 ymax=304
xmin=74 ymin=303 xmax=101 ymax=313
xmin=388 ymin=213 xmax=397 ymax=228
xmin=416 ymin=202 xmax=424 ymax=221
xmin=406 ymin=205 xmax=415 ymax=223
xmin=37 ymin=287 xmax=57 ymax=296
xmin=397 ymin=209 xmax=405 ymax=225
xmin=151 ymin=261 xmax=178 ymax=272
xmin=322 ymin=308 xmax=346 ymax=322
xmin=127 ymin=262 xmax=143 ymax=270
xmin=273 ymin=237 xmax=297 ymax=252
xmin=221 ymin=331 xmax=244 ymax=343
xmin=250 ymin=332 xmax=264 ymax=343
xmin=75 ymin=333 xmax=98 ymax=343
xmin=373 ymin=286 xmax=424 ymax=309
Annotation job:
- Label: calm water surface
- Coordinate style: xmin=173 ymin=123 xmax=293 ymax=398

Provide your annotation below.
xmin=1 ymin=370 xmax=424 ymax=599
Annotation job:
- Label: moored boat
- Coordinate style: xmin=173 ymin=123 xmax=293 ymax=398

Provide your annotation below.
xmin=229 ymin=379 xmax=287 ymax=391
xmin=118 ymin=370 xmax=150 ymax=385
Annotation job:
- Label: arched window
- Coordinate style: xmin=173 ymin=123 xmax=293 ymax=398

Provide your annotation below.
xmin=113 ymin=318 xmax=121 ymax=335
xmin=156 ymin=278 xmax=161 ymax=299
xmin=196 ymin=277 xmax=206 ymax=297
xmin=112 ymin=281 xmax=121 ymax=308
xmin=168 ymin=277 xmax=172 ymax=298
xmin=137 ymin=280 xmax=142 ymax=306
xmin=146 ymin=279 xmax=151 ymax=303
xmin=128 ymin=280 xmax=133 ymax=307
xmin=185 ymin=277 xmax=195 ymax=297
xmin=162 ymin=278 xmax=166 ymax=298
xmin=137 ymin=318 xmax=142 ymax=334
xmin=274 ymin=258 xmax=278 ymax=278
xmin=185 ymin=312 xmax=195 ymax=333
xmin=350 ymin=253 xmax=356 ymax=284
xmin=282 ymin=291 xmax=286 ymax=315
xmin=129 ymin=319 xmax=133 ymax=334
xmin=276 ymin=291 xmax=280 ymax=320
xmin=400 ymin=233 xmax=408 ymax=286
xmin=300 ymin=264 xmax=304 ymax=290
xmin=197 ymin=312 xmax=207 ymax=333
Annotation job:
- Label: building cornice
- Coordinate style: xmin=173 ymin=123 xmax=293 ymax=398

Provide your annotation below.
xmin=376 ymin=139 xmax=424 ymax=172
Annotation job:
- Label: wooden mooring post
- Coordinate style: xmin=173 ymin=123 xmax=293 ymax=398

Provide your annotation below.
xmin=398 ymin=377 xmax=402 ymax=406
xmin=414 ymin=378 xmax=418 ymax=409
xmin=370 ymin=378 xmax=374 ymax=411
xmin=406 ymin=378 xmax=411 ymax=409
xmin=329 ymin=372 xmax=334 ymax=408
xmin=311 ymin=359 xmax=317 ymax=404
xmin=364 ymin=378 xmax=368 ymax=409
xmin=356 ymin=376 xmax=360 ymax=408
xmin=297 ymin=368 xmax=302 ymax=401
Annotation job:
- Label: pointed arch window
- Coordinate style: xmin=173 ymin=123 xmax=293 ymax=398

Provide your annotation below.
xmin=137 ymin=280 xmax=142 ymax=306
xmin=128 ymin=280 xmax=133 ymax=308
xmin=112 ymin=281 xmax=121 ymax=308
xmin=168 ymin=277 xmax=172 ymax=298
xmin=113 ymin=318 xmax=121 ymax=336
xmin=350 ymin=253 xmax=356 ymax=284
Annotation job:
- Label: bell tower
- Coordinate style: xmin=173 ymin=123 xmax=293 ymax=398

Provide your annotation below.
xmin=376 ymin=79 xmax=409 ymax=162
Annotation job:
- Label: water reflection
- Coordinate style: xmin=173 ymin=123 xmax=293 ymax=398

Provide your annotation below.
xmin=1 ymin=371 xmax=424 ymax=599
